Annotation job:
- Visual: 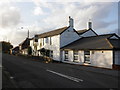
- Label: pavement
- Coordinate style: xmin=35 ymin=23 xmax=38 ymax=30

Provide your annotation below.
xmin=2 ymin=54 xmax=120 ymax=88
xmin=23 ymin=55 xmax=119 ymax=77
xmin=60 ymin=62 xmax=119 ymax=77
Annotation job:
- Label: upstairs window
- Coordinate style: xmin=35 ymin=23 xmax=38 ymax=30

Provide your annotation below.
xmin=43 ymin=38 xmax=44 ymax=46
xmin=35 ymin=35 xmax=38 ymax=42
xmin=45 ymin=37 xmax=49 ymax=43
xmin=50 ymin=37 xmax=52 ymax=45
xmin=39 ymin=39 xmax=42 ymax=47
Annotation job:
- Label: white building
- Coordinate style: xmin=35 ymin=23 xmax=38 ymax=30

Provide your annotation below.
xmin=30 ymin=16 xmax=97 ymax=61
xmin=61 ymin=33 xmax=120 ymax=69
xmin=29 ymin=16 xmax=120 ymax=69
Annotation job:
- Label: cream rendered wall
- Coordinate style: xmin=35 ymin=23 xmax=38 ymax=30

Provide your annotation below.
xmin=80 ymin=30 xmax=97 ymax=37
xmin=90 ymin=50 xmax=113 ymax=68
xmin=114 ymin=51 xmax=120 ymax=65
xmin=60 ymin=27 xmax=80 ymax=48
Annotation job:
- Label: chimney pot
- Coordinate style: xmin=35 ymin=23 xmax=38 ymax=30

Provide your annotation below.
xmin=69 ymin=16 xmax=74 ymax=27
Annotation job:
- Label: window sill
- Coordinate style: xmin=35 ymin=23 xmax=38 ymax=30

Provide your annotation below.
xmin=73 ymin=60 xmax=80 ymax=63
xmin=84 ymin=62 xmax=91 ymax=64
xmin=64 ymin=59 xmax=69 ymax=61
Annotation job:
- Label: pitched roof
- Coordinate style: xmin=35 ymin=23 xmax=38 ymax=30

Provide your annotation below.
xmin=19 ymin=38 xmax=30 ymax=49
xmin=37 ymin=26 xmax=69 ymax=38
xmin=61 ymin=33 xmax=120 ymax=50
xmin=77 ymin=28 xmax=98 ymax=36
xmin=77 ymin=29 xmax=88 ymax=35
xmin=12 ymin=46 xmax=19 ymax=51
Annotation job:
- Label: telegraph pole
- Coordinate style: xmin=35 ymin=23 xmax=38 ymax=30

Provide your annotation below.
xmin=27 ymin=29 xmax=29 ymax=38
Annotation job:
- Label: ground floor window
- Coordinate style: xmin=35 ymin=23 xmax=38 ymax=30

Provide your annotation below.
xmin=50 ymin=50 xmax=53 ymax=58
xmin=84 ymin=51 xmax=90 ymax=64
xmin=73 ymin=51 xmax=79 ymax=62
xmin=64 ymin=51 xmax=68 ymax=61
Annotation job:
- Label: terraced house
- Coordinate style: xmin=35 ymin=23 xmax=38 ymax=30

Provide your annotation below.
xmin=61 ymin=33 xmax=120 ymax=69
xmin=30 ymin=16 xmax=97 ymax=61
xmin=30 ymin=16 xmax=120 ymax=69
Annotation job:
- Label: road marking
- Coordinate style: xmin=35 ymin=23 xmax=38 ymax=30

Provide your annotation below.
xmin=10 ymin=76 xmax=14 ymax=79
xmin=46 ymin=69 xmax=83 ymax=82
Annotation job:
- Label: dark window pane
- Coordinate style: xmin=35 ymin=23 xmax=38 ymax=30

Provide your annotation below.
xmin=65 ymin=51 xmax=68 ymax=54
xmin=74 ymin=56 xmax=78 ymax=60
xmin=74 ymin=51 xmax=78 ymax=55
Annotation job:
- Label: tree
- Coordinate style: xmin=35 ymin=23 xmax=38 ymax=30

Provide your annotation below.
xmin=28 ymin=46 xmax=32 ymax=55
xmin=0 ymin=41 xmax=13 ymax=53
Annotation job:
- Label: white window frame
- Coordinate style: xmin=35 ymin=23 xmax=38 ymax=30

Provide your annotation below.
xmin=84 ymin=51 xmax=90 ymax=64
xmin=50 ymin=50 xmax=53 ymax=58
xmin=64 ymin=51 xmax=69 ymax=61
xmin=50 ymin=37 xmax=52 ymax=45
xmin=45 ymin=37 xmax=49 ymax=43
xmin=73 ymin=51 xmax=79 ymax=62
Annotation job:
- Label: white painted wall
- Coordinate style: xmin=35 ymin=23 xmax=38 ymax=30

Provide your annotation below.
xmin=62 ymin=50 xmax=113 ymax=68
xmin=60 ymin=27 xmax=80 ymax=48
xmin=30 ymin=39 xmax=35 ymax=55
xmin=114 ymin=51 xmax=120 ymax=65
xmin=30 ymin=40 xmax=34 ymax=51
xmin=78 ymin=51 xmax=84 ymax=64
xmin=62 ymin=50 xmax=84 ymax=64
xmin=90 ymin=50 xmax=113 ymax=68
xmin=68 ymin=51 xmax=73 ymax=62
xmin=61 ymin=50 xmax=73 ymax=62
xmin=80 ymin=30 xmax=97 ymax=37
xmin=41 ymin=35 xmax=60 ymax=61
xmin=61 ymin=50 xmax=65 ymax=62
xmin=30 ymin=39 xmax=39 ymax=56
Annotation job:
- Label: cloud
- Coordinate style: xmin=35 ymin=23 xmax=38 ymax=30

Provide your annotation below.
xmin=0 ymin=1 xmax=118 ymax=47
xmin=0 ymin=2 xmax=22 ymax=46
xmin=37 ymin=2 xmax=117 ymax=31
xmin=0 ymin=3 xmax=21 ymax=28
xmin=33 ymin=6 xmax=45 ymax=15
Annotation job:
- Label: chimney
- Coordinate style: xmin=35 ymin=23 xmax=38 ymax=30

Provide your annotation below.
xmin=87 ymin=19 xmax=92 ymax=29
xmin=69 ymin=16 xmax=74 ymax=27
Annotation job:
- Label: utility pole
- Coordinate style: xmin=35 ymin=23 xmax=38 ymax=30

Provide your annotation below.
xmin=27 ymin=29 xmax=29 ymax=39
xmin=20 ymin=27 xmax=30 ymax=55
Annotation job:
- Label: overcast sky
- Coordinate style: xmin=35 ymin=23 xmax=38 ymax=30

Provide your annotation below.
xmin=0 ymin=0 xmax=119 ymax=47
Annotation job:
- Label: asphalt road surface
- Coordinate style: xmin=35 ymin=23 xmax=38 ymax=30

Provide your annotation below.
xmin=2 ymin=54 xmax=119 ymax=88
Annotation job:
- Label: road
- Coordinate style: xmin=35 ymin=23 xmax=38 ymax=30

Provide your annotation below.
xmin=2 ymin=54 xmax=119 ymax=88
